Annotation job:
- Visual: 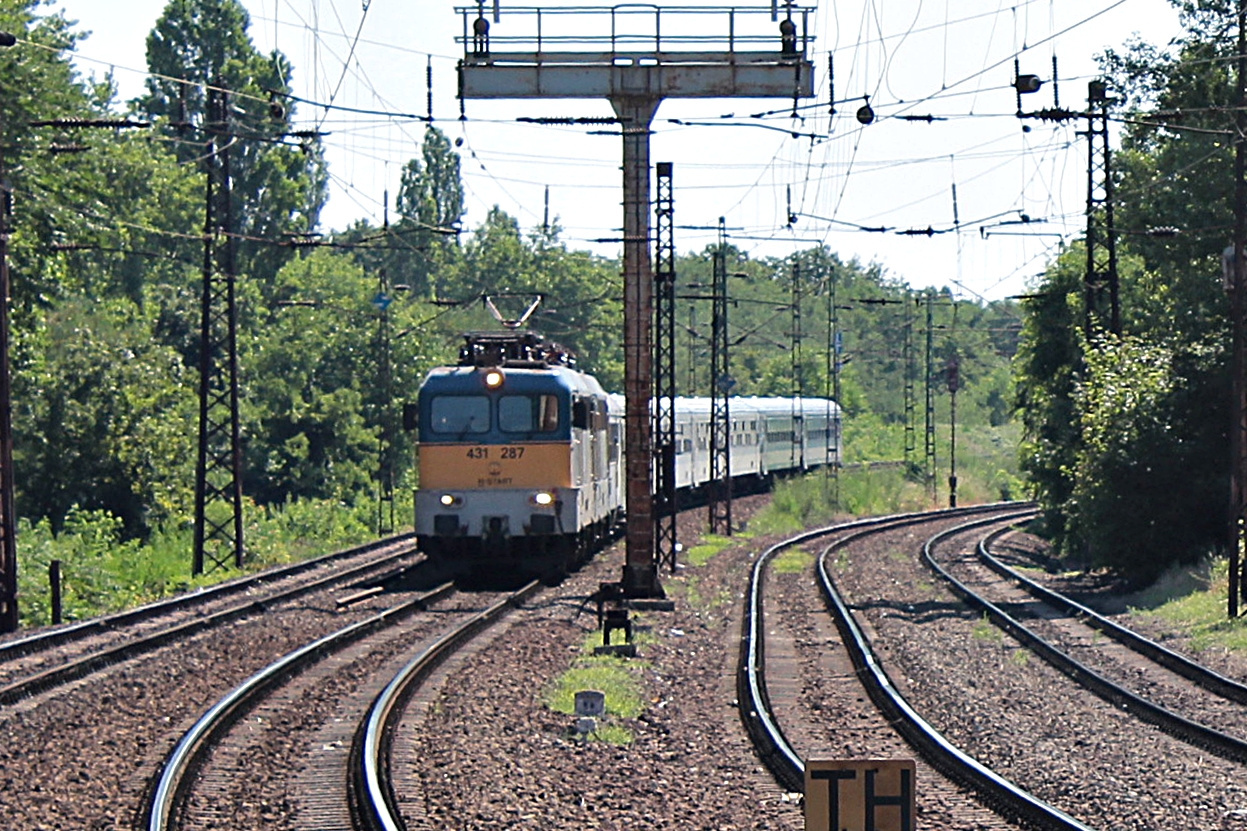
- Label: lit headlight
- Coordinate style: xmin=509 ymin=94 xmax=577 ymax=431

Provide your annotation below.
xmin=439 ymin=493 xmax=462 ymax=508
xmin=483 ymin=369 xmax=504 ymax=389
xmin=530 ymin=491 xmax=555 ymax=507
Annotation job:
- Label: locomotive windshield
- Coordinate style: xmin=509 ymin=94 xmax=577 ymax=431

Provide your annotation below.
xmin=499 ymin=394 xmax=560 ymax=433
xmin=429 ymin=395 xmax=490 ymax=435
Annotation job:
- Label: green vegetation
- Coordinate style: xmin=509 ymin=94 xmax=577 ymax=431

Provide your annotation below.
xmin=16 ymin=498 xmax=378 ymax=626
xmin=1124 ymin=560 xmax=1247 ymax=654
xmin=1013 ymin=5 xmax=1243 ymax=587
xmin=771 ymin=548 xmax=813 ymax=574
xmin=545 ymin=640 xmax=650 ymax=744
xmin=972 ymin=614 xmax=1003 ymax=644
xmin=751 ymin=421 xmax=1022 ymax=534
xmin=683 ymin=535 xmax=734 ymax=567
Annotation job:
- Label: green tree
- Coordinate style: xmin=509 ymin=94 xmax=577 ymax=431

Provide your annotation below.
xmin=1069 ymin=334 xmax=1226 ymax=584
xmin=1011 ymin=1 xmax=1241 ymax=577
xmin=0 ymin=1 xmax=208 ymax=537
xmin=397 ymin=127 xmax=465 ymax=235
xmin=243 ymin=248 xmax=382 ymax=504
xmin=15 ymin=297 xmax=196 ymax=536
xmin=339 ymin=126 xmax=464 ymax=301
xmin=139 ymin=0 xmax=327 ymax=283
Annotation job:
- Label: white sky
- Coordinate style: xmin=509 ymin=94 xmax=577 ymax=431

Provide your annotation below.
xmin=53 ymin=0 xmax=1185 ymax=301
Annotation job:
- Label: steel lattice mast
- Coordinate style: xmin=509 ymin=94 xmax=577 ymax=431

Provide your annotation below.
xmin=653 ymin=162 xmax=678 ymax=573
xmin=709 ymin=219 xmax=732 ymax=536
xmin=192 ymin=84 xmax=245 ymax=576
xmin=1082 ymin=79 xmax=1119 ymax=338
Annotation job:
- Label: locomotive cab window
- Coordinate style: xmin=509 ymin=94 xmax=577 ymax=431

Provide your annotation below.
xmin=500 ymin=394 xmax=560 ymax=433
xmin=430 ymin=395 xmax=490 ymax=435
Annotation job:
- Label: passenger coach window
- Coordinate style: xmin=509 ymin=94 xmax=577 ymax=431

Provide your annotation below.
xmin=430 ymin=395 xmax=489 ymax=434
xmin=500 ymin=394 xmax=560 ymax=433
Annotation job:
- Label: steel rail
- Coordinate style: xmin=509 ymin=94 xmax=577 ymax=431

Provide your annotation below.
xmin=978 ymin=527 xmax=1247 ymax=704
xmin=0 ymin=532 xmax=415 ymax=663
xmin=352 ymin=578 xmax=545 ymax=831
xmin=0 ymin=538 xmax=421 ymax=705
xmin=145 ymin=580 xmax=456 ymax=831
xmin=813 ymin=510 xmax=1094 ymax=831
xmin=735 ymin=503 xmax=1028 ymax=792
xmin=923 ymin=518 xmax=1247 ymax=765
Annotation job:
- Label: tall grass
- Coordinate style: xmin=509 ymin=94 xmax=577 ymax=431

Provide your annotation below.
xmin=15 ymin=496 xmax=385 ymax=628
xmin=751 ymin=422 xmax=1024 ymax=534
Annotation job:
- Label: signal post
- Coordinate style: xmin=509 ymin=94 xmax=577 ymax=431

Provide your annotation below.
xmin=457 ymin=3 xmax=814 ymax=597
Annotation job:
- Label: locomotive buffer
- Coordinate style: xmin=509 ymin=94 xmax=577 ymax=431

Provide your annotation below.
xmin=457 ymin=3 xmax=815 ymax=597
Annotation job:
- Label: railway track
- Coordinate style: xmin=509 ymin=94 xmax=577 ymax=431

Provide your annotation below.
xmin=19 ymin=497 xmax=1247 ymax=830
xmin=743 ymin=507 xmax=1247 ymax=830
xmin=936 ymin=525 xmax=1247 ymax=761
xmin=0 ymin=533 xmax=417 ymax=660
xmin=739 ymin=505 xmax=1070 ymax=830
xmin=0 ymin=537 xmax=446 ymax=831
xmin=0 ymin=534 xmax=422 ymax=704
xmin=145 ymin=572 xmax=561 ymax=830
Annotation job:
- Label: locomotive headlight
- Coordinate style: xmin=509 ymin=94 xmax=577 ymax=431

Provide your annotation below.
xmin=438 ymin=493 xmax=463 ymax=508
xmin=483 ymin=369 xmax=504 ymax=389
xmin=530 ymin=490 xmax=555 ymax=507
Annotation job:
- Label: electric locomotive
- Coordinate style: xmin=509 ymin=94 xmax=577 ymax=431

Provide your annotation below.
xmin=409 ymin=331 xmax=623 ymax=576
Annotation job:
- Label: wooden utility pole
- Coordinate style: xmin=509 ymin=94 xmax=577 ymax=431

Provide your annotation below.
xmin=1230 ymin=0 xmax=1247 ymax=618
xmin=0 ymin=30 xmax=16 ymax=630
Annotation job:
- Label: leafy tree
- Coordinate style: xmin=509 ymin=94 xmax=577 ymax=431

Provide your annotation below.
xmin=1069 ymin=334 xmax=1226 ymax=585
xmin=0 ymin=2 xmax=206 ymax=539
xmin=1011 ymin=1 xmax=1242 ymax=579
xmin=397 ymin=126 xmax=464 ymax=296
xmin=341 ymin=126 xmax=465 ymax=299
xmin=242 ymin=248 xmax=383 ymax=504
xmin=138 ymin=0 xmax=327 ymax=283
xmin=14 ymin=297 xmax=196 ymax=536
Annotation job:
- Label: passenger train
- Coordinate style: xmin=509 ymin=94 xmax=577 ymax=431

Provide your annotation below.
xmin=407 ymin=331 xmax=841 ymax=576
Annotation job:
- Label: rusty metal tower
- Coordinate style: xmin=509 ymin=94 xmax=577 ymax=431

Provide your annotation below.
xmin=457 ymin=3 xmax=814 ymax=597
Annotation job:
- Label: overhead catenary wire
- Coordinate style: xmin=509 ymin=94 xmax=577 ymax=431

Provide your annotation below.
xmin=40 ymin=0 xmax=1201 ymax=302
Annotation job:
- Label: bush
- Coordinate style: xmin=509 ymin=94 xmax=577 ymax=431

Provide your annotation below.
xmin=14 ymin=497 xmax=382 ymax=628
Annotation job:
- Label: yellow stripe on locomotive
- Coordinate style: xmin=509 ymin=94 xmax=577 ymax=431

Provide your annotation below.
xmin=419 ymin=442 xmax=573 ymax=490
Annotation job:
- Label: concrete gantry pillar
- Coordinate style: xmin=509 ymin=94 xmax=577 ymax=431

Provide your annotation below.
xmin=614 ymin=96 xmax=661 ymax=596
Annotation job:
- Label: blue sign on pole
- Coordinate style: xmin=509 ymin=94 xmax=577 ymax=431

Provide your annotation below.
xmin=372 ymin=292 xmax=393 ymax=311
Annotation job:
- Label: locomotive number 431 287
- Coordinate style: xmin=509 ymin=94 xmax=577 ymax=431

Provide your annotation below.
xmin=465 ymin=446 xmax=525 ymax=460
